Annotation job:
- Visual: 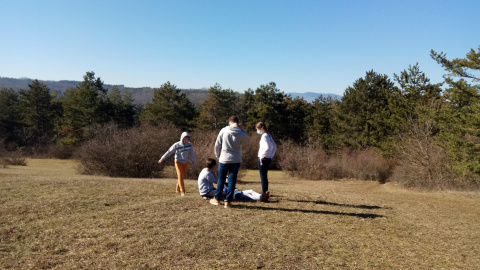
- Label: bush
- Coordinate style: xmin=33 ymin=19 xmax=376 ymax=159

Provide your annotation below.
xmin=332 ymin=148 xmax=394 ymax=183
xmin=187 ymin=130 xmax=218 ymax=179
xmin=5 ymin=157 xmax=27 ymax=166
xmin=0 ymin=156 xmax=27 ymax=167
xmin=278 ymin=141 xmax=393 ymax=183
xmin=49 ymin=141 xmax=76 ymax=159
xmin=277 ymin=141 xmax=330 ymax=180
xmin=0 ymin=158 xmax=7 ymax=168
xmin=0 ymin=143 xmax=27 ymax=167
xmin=240 ymin=132 xmax=260 ymax=170
xmin=389 ymin=120 xmax=477 ymax=190
xmin=76 ymin=124 xmax=179 ymax=178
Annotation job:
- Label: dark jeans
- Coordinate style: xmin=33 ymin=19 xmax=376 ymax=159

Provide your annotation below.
xmin=215 ymin=162 xmax=241 ymax=202
xmin=258 ymin=158 xmax=271 ymax=194
xmin=202 ymin=189 xmax=217 ymax=199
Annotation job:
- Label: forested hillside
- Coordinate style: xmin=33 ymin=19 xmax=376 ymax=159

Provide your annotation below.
xmin=0 ymin=77 xmax=209 ymax=105
xmin=0 ymin=77 xmax=339 ymax=104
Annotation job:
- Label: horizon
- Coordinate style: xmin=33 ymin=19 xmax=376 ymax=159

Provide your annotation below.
xmin=1 ymin=1 xmax=479 ymax=95
xmin=0 ymin=76 xmax=343 ymax=97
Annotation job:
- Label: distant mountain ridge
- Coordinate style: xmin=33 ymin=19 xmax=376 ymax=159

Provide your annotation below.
xmin=0 ymin=76 xmax=342 ymax=104
xmin=0 ymin=76 xmax=207 ymax=105
xmin=288 ymin=92 xmax=341 ymax=102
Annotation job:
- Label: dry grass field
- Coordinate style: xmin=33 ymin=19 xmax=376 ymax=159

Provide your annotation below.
xmin=1 ymin=159 xmax=480 ymax=269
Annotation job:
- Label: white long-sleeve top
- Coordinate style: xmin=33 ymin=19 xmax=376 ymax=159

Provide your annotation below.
xmin=258 ymin=133 xmax=277 ymax=159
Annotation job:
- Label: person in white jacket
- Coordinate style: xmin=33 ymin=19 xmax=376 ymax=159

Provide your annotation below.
xmin=158 ymin=132 xmax=197 ymax=196
xmin=256 ymin=122 xmax=277 ymax=201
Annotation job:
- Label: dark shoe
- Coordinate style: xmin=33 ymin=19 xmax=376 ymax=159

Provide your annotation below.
xmin=261 ymin=191 xmax=270 ymax=202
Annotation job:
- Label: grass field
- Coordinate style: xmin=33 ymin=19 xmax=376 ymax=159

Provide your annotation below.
xmin=1 ymin=159 xmax=480 ymax=269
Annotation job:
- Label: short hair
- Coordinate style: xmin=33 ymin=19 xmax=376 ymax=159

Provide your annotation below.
xmin=229 ymin=115 xmax=239 ymax=124
xmin=206 ymin=158 xmax=217 ymax=169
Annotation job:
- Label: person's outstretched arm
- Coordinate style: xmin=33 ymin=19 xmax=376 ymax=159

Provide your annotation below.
xmin=158 ymin=143 xmax=176 ymax=163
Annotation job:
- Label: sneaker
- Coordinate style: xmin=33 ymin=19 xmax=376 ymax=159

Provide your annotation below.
xmin=202 ymin=196 xmax=209 ymax=200
xmin=224 ymin=202 xmax=232 ymax=208
xmin=210 ymin=198 xmax=220 ymax=205
xmin=181 ymin=192 xmax=185 ymax=196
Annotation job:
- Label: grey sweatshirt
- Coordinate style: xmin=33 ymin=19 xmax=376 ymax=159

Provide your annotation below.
xmin=215 ymin=126 xmax=249 ymax=164
xmin=198 ymin=168 xmax=217 ymax=195
xmin=160 ymin=132 xmax=197 ymax=166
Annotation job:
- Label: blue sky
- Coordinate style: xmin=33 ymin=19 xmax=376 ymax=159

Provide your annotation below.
xmin=1 ymin=0 xmax=479 ymax=95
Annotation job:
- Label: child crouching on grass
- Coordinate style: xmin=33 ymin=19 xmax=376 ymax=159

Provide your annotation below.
xmin=158 ymin=132 xmax=197 ymax=196
xmin=198 ymin=158 xmax=268 ymax=202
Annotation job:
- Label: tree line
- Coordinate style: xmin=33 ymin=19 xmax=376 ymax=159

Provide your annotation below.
xmin=1 ymin=45 xmax=479 ymax=181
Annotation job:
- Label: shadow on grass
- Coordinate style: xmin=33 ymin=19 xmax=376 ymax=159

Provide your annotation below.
xmin=290 ymin=199 xmax=391 ymax=210
xmin=234 ymin=199 xmax=280 ymax=204
xmin=235 ymin=205 xmax=384 ymax=219
xmin=236 ymin=180 xmax=260 ymax=184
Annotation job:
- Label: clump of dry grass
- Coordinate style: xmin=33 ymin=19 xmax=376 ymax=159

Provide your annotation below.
xmin=1 ymin=159 xmax=480 ymax=269
xmin=0 ymin=154 xmax=27 ymax=167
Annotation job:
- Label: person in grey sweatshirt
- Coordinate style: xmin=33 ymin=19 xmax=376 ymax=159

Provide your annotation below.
xmin=210 ymin=116 xmax=249 ymax=208
xmin=158 ymin=131 xmax=197 ymax=196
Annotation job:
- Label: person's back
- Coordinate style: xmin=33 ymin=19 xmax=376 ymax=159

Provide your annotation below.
xmin=215 ymin=125 xmax=249 ymax=164
xmin=211 ymin=116 xmax=249 ymax=208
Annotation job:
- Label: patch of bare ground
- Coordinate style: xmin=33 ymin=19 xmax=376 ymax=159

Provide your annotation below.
xmin=1 ymin=160 xmax=479 ymax=269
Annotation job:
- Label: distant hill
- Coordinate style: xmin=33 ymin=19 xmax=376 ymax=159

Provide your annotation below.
xmin=287 ymin=92 xmax=342 ymax=102
xmin=0 ymin=76 xmax=208 ymax=105
xmin=0 ymin=76 xmax=342 ymax=105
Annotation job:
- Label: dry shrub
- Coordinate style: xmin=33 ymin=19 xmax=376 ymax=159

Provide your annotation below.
xmin=4 ymin=156 xmax=27 ymax=166
xmin=329 ymin=148 xmax=394 ymax=183
xmin=49 ymin=143 xmax=76 ymax=159
xmin=0 ymin=143 xmax=27 ymax=167
xmin=75 ymin=124 xmax=179 ymax=178
xmin=278 ymin=140 xmax=329 ymax=180
xmin=0 ymin=140 xmax=26 ymax=167
xmin=0 ymin=156 xmax=7 ymax=168
xmin=390 ymin=121 xmax=459 ymax=190
xmin=187 ymin=130 xmax=218 ymax=179
xmin=241 ymin=132 xmax=260 ymax=170
xmin=278 ymin=141 xmax=393 ymax=182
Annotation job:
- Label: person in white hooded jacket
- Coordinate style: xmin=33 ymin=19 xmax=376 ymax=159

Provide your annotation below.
xmin=158 ymin=132 xmax=197 ymax=196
